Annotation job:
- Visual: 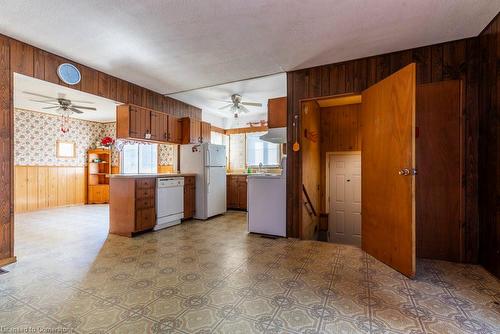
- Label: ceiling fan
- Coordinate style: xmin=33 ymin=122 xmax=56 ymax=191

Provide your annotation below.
xmin=23 ymin=91 xmax=96 ymax=133
xmin=218 ymin=94 xmax=262 ymax=118
xmin=23 ymin=91 xmax=96 ymax=114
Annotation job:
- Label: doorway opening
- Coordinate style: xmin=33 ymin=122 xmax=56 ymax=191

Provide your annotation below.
xmin=297 ymin=64 xmax=465 ymax=278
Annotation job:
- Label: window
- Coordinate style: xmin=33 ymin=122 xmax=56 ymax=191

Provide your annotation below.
xmin=121 ymin=143 xmax=158 ymax=174
xmin=56 ymin=140 xmax=76 ymax=158
xmin=212 ymin=131 xmax=230 ymax=169
xmin=211 ymin=131 xmax=223 ymax=145
xmin=246 ymin=132 xmax=280 ymax=167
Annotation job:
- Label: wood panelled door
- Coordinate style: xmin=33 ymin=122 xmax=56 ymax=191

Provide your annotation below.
xmin=328 ymin=153 xmax=362 ymax=247
xmin=361 ymin=63 xmax=416 ymax=278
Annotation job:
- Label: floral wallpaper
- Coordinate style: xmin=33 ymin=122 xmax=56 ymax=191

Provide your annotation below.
xmin=15 ymin=109 xmax=104 ymax=166
xmin=14 ymin=108 xmax=176 ymax=167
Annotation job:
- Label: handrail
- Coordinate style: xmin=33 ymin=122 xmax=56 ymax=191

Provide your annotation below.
xmin=302 ymin=185 xmax=317 ymax=217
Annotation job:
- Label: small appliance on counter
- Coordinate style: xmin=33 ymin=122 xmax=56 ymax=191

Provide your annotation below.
xmin=247 ymin=156 xmax=287 ymax=237
xmin=180 ymin=143 xmax=227 ymax=219
xmin=155 ymin=177 xmax=184 ymax=230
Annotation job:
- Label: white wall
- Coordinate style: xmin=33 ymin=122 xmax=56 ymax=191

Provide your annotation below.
xmin=202 ymin=112 xmax=225 ymax=128
xmin=223 ymin=112 xmax=267 ymax=129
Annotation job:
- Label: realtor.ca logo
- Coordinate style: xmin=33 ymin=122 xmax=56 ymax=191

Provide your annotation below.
xmin=0 ymin=327 xmax=72 ymax=333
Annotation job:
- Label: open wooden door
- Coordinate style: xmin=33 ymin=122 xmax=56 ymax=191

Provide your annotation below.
xmin=361 ymin=63 xmax=416 ymax=277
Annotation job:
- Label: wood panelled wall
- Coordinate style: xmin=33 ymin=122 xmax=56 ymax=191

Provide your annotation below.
xmin=8 ymin=37 xmax=201 ymax=119
xmin=14 ymin=166 xmax=86 ymax=213
xmin=320 ymin=104 xmax=361 ymax=152
xmin=0 ymin=34 xmax=201 ymax=266
xmin=300 ymin=101 xmax=321 ymax=240
xmin=287 ymin=37 xmax=480 ymax=264
xmin=478 ymin=14 xmax=500 ymax=277
xmin=319 ymin=104 xmax=361 ymax=212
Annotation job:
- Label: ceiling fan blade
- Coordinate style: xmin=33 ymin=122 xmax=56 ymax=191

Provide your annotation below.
xmin=69 ymin=107 xmax=84 ymax=114
xmin=42 ymin=106 xmax=60 ymax=109
xmin=71 ymin=105 xmax=96 ymax=110
xmin=239 ymin=105 xmax=250 ymax=113
xmin=29 ymin=99 xmax=60 ymax=105
xmin=22 ymin=91 xmax=58 ymax=100
xmin=70 ymin=100 xmax=95 ymax=104
xmin=218 ymin=104 xmax=233 ymax=110
xmin=241 ymin=102 xmax=262 ymax=107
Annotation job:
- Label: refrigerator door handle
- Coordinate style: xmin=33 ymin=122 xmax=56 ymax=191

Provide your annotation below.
xmin=207 ymin=166 xmax=211 ymax=187
xmin=206 ymin=147 xmax=211 ymax=167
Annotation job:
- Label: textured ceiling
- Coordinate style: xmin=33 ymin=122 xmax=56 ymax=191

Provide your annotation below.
xmin=169 ymin=73 xmax=286 ymax=121
xmin=1 ymin=1 xmax=498 ymax=94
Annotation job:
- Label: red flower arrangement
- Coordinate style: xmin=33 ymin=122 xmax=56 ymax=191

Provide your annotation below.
xmin=101 ymin=136 xmax=114 ymax=147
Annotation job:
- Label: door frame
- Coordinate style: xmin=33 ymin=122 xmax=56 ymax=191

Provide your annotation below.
xmin=325 ymin=151 xmax=362 ymax=244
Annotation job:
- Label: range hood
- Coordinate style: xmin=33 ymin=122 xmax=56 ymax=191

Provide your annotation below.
xmin=259 ymin=127 xmax=287 ymax=144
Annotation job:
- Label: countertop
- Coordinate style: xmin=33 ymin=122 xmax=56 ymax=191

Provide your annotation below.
xmin=227 ymin=172 xmax=282 ymax=177
xmin=109 ymin=173 xmax=197 ymax=179
xmin=247 ymin=174 xmax=283 ymax=179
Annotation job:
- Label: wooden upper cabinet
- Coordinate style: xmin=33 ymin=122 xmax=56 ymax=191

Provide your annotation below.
xmin=150 ymin=111 xmax=168 ymax=142
xmin=201 ymin=121 xmax=211 ymax=143
xmin=117 ymin=104 xmax=185 ymax=144
xmin=167 ymin=115 xmax=182 ymax=144
xmin=268 ymin=97 xmax=287 ymax=128
xmin=181 ymin=117 xmax=202 ymax=144
xmin=116 ymin=104 xmax=151 ymax=141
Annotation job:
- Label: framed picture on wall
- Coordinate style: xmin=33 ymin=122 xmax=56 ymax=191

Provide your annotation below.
xmin=56 ymin=140 xmax=76 ymax=158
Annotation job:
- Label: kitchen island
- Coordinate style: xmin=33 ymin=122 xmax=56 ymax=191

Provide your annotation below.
xmin=109 ymin=173 xmax=196 ymax=237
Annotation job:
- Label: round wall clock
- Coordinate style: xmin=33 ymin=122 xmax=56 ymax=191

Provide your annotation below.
xmin=57 ymin=63 xmax=81 ymax=85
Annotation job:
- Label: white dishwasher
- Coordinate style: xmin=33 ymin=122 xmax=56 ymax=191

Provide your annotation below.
xmin=155 ymin=177 xmax=184 ymax=231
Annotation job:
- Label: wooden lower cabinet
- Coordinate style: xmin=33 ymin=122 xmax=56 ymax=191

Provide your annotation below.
xmin=109 ymin=177 xmax=156 ymax=237
xmin=227 ymin=175 xmax=247 ymax=210
xmin=88 ymin=185 xmax=109 ymax=204
xmin=183 ymin=176 xmax=195 ymax=219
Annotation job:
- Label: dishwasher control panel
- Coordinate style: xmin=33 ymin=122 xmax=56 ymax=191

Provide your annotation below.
xmin=157 ymin=177 xmax=185 ymax=188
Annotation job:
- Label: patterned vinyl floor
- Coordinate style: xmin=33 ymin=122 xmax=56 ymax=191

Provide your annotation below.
xmin=0 ymin=205 xmax=498 ymax=333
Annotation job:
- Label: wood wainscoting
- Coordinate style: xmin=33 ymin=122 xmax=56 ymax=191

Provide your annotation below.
xmin=14 ymin=165 xmax=86 ymax=213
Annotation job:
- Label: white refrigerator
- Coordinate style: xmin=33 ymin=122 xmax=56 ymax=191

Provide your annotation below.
xmin=180 ymin=143 xmax=227 ymax=219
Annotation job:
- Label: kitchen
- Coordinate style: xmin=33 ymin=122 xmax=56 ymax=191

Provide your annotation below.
xmin=108 ymin=74 xmax=288 ymax=238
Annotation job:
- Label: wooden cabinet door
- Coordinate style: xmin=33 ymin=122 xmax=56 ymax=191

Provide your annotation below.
xmin=361 ymin=63 xmax=416 ymax=278
xmin=167 ymin=115 xmax=181 ymax=144
xmin=201 ymin=121 xmax=211 ymax=143
xmin=140 ymin=107 xmax=152 ymax=140
xmin=183 ymin=178 xmax=195 ymax=219
xmin=129 ymin=106 xmax=151 ymax=140
xmin=129 ymin=106 xmax=140 ymax=138
xmin=150 ymin=111 xmax=168 ymax=142
xmin=136 ymin=207 xmax=155 ymax=231
xmin=227 ymin=176 xmax=239 ymax=208
xmin=237 ymin=177 xmax=247 ymax=210
xmin=268 ymin=97 xmax=287 ymax=128
xmin=191 ymin=119 xmax=201 ymax=143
